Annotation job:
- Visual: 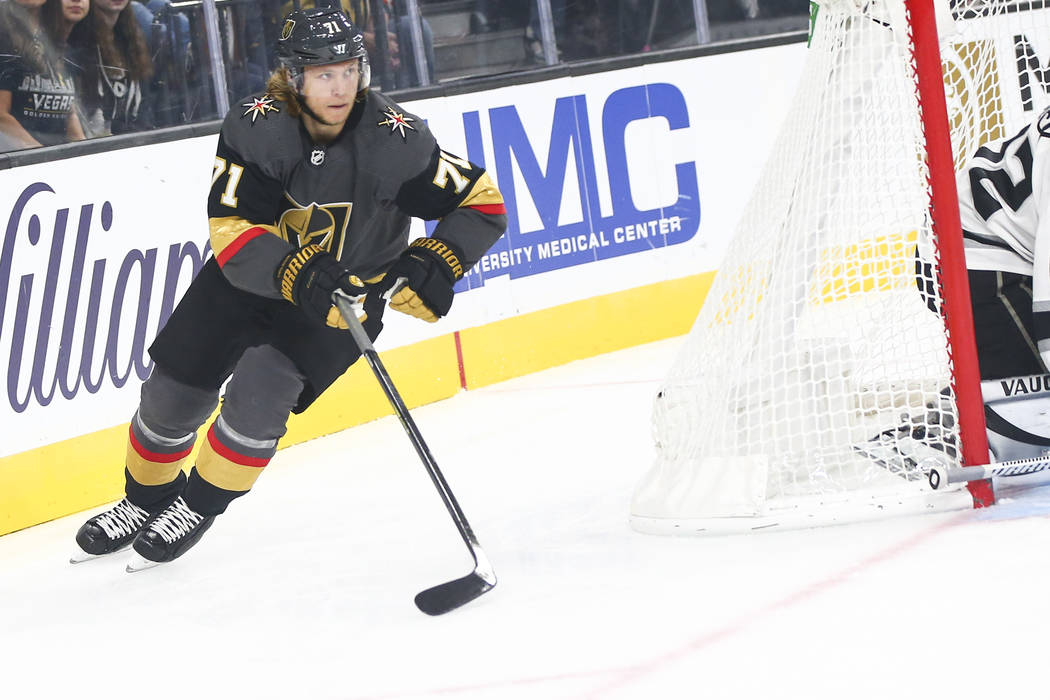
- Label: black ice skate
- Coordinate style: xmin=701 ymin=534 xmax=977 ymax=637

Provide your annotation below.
xmin=71 ymin=498 xmax=152 ymax=563
xmin=127 ymin=496 xmax=215 ymax=572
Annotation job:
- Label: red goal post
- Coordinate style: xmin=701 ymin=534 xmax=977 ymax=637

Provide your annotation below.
xmin=908 ymin=0 xmax=993 ymax=506
xmin=632 ymin=0 xmax=1050 ymax=533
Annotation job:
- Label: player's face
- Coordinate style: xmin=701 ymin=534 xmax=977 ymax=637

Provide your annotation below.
xmin=301 ymin=60 xmax=360 ymax=127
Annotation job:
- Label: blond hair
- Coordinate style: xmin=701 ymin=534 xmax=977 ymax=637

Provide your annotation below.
xmin=265 ymin=67 xmax=303 ymax=117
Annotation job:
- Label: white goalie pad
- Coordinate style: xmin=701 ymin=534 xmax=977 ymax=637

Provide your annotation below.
xmin=982 ymin=374 xmax=1050 ymax=463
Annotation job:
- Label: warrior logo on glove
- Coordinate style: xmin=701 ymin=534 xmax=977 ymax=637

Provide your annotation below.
xmin=372 ymin=238 xmax=465 ymax=323
xmin=276 ymin=244 xmax=368 ymax=328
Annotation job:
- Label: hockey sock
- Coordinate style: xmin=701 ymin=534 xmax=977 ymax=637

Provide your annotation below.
xmin=125 ymin=411 xmax=198 ymax=511
xmin=182 ymin=467 xmax=249 ymax=516
xmin=188 ymin=415 xmax=278 ymax=515
xmin=125 ymin=468 xmax=187 ymax=513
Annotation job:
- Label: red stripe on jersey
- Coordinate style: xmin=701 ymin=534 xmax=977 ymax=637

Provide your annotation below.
xmin=206 ymin=425 xmax=270 ymax=468
xmin=468 ymin=203 xmax=507 ymax=215
xmin=129 ymin=426 xmax=193 ymax=463
xmin=216 ymin=226 xmax=269 ymax=268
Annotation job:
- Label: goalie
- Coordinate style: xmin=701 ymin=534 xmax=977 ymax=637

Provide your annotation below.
xmin=918 ymin=104 xmax=1050 ymax=462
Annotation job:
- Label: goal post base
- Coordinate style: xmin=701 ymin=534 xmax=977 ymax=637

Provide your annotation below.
xmin=630 ymin=486 xmax=975 ymax=536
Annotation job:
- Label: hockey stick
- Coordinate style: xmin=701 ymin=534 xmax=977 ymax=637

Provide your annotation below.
xmin=926 ymin=455 xmax=1050 ymax=490
xmin=333 ymin=291 xmax=496 ymax=615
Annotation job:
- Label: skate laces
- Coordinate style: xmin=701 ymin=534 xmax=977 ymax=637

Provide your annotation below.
xmin=148 ymin=497 xmax=204 ymax=544
xmin=95 ymin=499 xmax=149 ymax=539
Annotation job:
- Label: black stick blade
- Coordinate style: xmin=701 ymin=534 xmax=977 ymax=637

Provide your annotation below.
xmin=414 ymin=571 xmax=496 ymax=616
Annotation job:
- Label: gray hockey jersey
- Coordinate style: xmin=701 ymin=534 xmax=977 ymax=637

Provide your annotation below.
xmin=207 ymin=89 xmax=506 ymax=298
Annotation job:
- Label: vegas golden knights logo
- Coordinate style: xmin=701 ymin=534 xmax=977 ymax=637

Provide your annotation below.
xmin=281 ymin=19 xmax=296 ymax=40
xmin=941 ymin=39 xmax=1006 ymax=171
xmin=277 ymin=194 xmax=353 ymax=258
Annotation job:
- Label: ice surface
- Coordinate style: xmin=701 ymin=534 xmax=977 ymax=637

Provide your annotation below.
xmin=2 ymin=337 xmax=1049 ymax=699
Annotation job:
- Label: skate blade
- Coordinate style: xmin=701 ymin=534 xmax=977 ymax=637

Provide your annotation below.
xmin=126 ymin=556 xmax=163 ymax=573
xmin=70 ymin=550 xmax=104 ymax=564
xmin=70 ymin=544 xmax=129 ymax=564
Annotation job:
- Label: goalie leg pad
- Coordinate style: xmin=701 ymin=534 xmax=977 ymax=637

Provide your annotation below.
xmin=982 ymin=375 xmax=1050 ymax=462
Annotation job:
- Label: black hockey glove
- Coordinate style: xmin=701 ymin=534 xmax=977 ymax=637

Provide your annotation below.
xmin=373 ymin=238 xmax=465 ymax=323
xmin=276 ymin=244 xmax=367 ymax=328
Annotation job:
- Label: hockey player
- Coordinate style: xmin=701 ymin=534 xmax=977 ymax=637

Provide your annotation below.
xmin=71 ymin=6 xmax=507 ymax=568
xmin=914 ymin=103 xmax=1050 ymax=462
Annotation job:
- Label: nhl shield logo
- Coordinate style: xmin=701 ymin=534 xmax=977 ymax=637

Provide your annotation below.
xmin=310 ymin=148 xmax=325 ymax=166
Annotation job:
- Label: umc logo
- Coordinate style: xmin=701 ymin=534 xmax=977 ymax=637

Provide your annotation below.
xmin=448 ymin=83 xmax=702 ymax=293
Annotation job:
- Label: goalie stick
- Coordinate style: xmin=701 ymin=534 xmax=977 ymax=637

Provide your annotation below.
xmin=854 ymin=426 xmax=1050 ymax=491
xmin=333 ymin=291 xmax=497 ymax=615
xmin=926 ymin=455 xmax=1050 ymax=491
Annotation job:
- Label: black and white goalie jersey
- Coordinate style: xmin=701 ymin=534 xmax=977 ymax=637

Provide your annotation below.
xmin=958 ymin=105 xmax=1050 ymax=365
xmin=958 ymin=106 xmax=1050 ymax=276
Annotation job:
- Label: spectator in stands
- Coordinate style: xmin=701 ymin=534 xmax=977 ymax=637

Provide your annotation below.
xmin=0 ymin=0 xmax=85 ymax=150
xmin=69 ymin=0 xmax=155 ymax=136
xmin=44 ymin=0 xmax=90 ymax=45
xmin=41 ymin=0 xmax=92 ymax=89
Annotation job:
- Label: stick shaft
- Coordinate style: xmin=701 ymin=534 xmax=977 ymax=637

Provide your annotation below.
xmin=334 ymin=296 xmax=484 ymax=556
xmin=942 ymin=456 xmax=1050 ymax=484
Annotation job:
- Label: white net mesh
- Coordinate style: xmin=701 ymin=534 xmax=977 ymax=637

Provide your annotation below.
xmin=633 ymin=0 xmax=1050 ymax=532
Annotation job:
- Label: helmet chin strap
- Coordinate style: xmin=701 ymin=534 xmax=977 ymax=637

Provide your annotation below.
xmin=299 ymin=99 xmax=337 ymax=127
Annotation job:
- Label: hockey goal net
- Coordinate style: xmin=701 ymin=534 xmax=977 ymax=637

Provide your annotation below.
xmin=632 ymin=0 xmax=1050 ymax=533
